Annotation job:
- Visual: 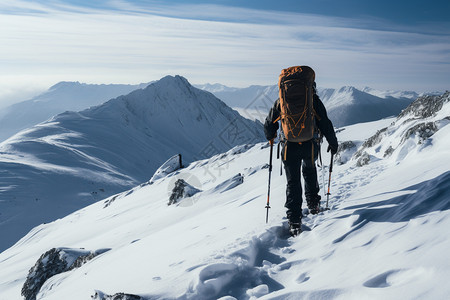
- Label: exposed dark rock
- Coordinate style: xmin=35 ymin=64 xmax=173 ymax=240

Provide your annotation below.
xmin=334 ymin=141 xmax=356 ymax=165
xmin=168 ymin=179 xmax=201 ymax=205
xmin=92 ymin=291 xmax=144 ymax=300
xmin=22 ymin=248 xmax=110 ymax=300
xmin=104 ymin=194 xmax=120 ymax=208
xmin=338 ymin=141 xmax=356 ymax=152
xmin=401 ymin=122 xmax=439 ymax=144
xmin=361 ymin=127 xmax=388 ymax=149
xmin=22 ymin=248 xmax=68 ymax=300
xmin=383 ymin=146 xmax=395 ymax=158
xmin=356 ymin=152 xmax=370 ymax=167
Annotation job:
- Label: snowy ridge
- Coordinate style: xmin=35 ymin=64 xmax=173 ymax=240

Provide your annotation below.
xmin=362 ymin=87 xmax=419 ymax=100
xmin=0 ymin=92 xmax=449 ymax=299
xmin=0 ymin=81 xmax=151 ymax=142
xmin=317 ymin=86 xmax=414 ymax=128
xmin=199 ymin=83 xmax=416 ymax=126
xmin=0 ymin=75 xmax=264 ymax=251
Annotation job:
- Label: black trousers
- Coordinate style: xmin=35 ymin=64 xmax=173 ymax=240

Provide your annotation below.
xmin=281 ymin=140 xmax=320 ymax=222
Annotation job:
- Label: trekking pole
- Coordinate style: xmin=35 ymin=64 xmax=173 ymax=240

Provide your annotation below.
xmin=326 ymin=153 xmax=334 ymax=210
xmin=266 ymin=139 xmax=274 ymax=223
xmin=318 ymin=138 xmax=325 ymax=198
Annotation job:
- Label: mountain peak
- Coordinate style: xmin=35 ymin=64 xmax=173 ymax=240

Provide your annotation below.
xmin=152 ymin=75 xmax=191 ymax=88
xmin=48 ymin=81 xmax=82 ymax=91
xmin=336 ymin=86 xmax=359 ymax=94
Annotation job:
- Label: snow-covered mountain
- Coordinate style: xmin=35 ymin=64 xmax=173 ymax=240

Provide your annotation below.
xmin=0 ymin=75 xmax=264 ymax=252
xmin=0 ymin=81 xmax=151 ymax=142
xmin=199 ymin=84 xmax=416 ymax=127
xmin=361 ymin=87 xmax=419 ymax=100
xmin=195 ymin=83 xmax=241 ymax=93
xmin=1 ymin=80 xmax=418 ymax=144
xmin=318 ymin=86 xmax=415 ymax=128
xmin=0 ymin=92 xmax=448 ymax=300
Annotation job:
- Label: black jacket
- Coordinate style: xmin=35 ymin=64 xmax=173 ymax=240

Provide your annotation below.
xmin=264 ymin=94 xmax=338 ymax=150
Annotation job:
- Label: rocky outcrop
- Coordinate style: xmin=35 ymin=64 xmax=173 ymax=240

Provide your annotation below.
xmin=334 ymin=141 xmax=356 ymax=165
xmin=168 ymin=179 xmax=201 ymax=205
xmin=22 ymin=248 xmax=110 ymax=300
xmin=352 ymin=91 xmax=449 ymax=166
xmin=398 ymin=91 xmax=449 ymax=120
xmin=92 ymin=291 xmax=144 ymax=300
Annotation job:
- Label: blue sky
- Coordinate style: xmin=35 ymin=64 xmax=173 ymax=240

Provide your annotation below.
xmin=0 ymin=0 xmax=449 ymax=107
xmin=53 ymin=0 xmax=450 ymax=24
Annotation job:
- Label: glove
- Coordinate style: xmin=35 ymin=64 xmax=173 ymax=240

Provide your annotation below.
xmin=263 ymin=117 xmax=279 ymax=141
xmin=327 ymin=144 xmax=338 ymax=155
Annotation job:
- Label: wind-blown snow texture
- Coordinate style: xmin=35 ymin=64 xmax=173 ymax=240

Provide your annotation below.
xmin=0 ymin=92 xmax=449 ymax=299
xmin=0 ymin=76 xmax=264 ymax=251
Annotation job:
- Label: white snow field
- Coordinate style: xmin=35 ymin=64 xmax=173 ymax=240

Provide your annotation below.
xmin=0 ymin=92 xmax=449 ymax=299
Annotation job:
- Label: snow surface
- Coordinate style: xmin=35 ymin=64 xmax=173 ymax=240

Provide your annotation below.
xmin=0 ymin=94 xmax=449 ymax=299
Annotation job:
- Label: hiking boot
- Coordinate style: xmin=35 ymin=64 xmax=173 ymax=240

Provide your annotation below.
xmin=307 ymin=195 xmax=321 ymax=215
xmin=289 ymin=221 xmax=302 ymax=237
xmin=308 ymin=203 xmax=321 ymax=215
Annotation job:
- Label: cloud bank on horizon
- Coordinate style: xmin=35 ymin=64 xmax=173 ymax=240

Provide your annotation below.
xmin=0 ymin=0 xmax=449 ymax=107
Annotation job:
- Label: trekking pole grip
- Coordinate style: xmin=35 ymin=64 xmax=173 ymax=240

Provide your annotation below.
xmin=329 ymin=153 xmax=334 ymax=173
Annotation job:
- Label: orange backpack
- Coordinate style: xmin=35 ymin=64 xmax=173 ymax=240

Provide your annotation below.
xmin=278 ymin=66 xmax=316 ymax=143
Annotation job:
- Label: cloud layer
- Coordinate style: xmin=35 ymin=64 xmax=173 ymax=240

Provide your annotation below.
xmin=0 ymin=0 xmax=449 ymax=106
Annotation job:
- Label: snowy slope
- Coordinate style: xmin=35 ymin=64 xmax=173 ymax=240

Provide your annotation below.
xmin=318 ymin=86 xmax=414 ymax=128
xmin=0 ymin=75 xmax=264 ymax=252
xmin=0 ymin=81 xmax=151 ymax=142
xmin=0 ymin=93 xmax=448 ymax=300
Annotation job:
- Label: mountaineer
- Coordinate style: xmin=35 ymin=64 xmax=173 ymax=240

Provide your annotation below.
xmin=264 ymin=66 xmax=338 ymax=236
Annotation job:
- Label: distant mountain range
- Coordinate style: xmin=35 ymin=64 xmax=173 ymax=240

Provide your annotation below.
xmin=318 ymin=86 xmax=416 ymax=127
xmin=1 ymin=81 xmax=422 ymax=143
xmin=0 ymin=75 xmax=264 ymax=251
xmin=197 ymin=83 xmax=420 ymax=127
